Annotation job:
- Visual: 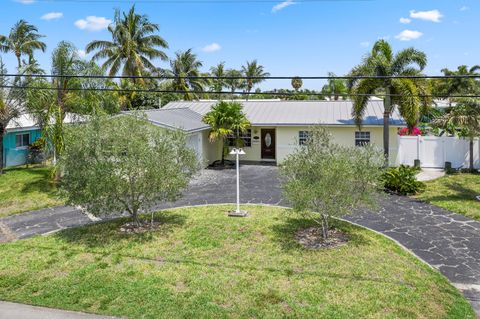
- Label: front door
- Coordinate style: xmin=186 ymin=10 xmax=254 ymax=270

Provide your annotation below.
xmin=261 ymin=129 xmax=276 ymax=160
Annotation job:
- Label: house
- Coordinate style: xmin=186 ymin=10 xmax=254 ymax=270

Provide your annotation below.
xmin=141 ymin=100 xmax=406 ymax=166
xmin=2 ymin=113 xmax=83 ymax=167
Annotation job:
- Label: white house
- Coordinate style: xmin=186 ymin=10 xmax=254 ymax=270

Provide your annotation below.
xmin=140 ymin=100 xmax=405 ymax=166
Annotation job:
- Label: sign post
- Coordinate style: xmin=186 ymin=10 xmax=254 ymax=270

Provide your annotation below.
xmin=228 ymin=148 xmax=247 ymax=217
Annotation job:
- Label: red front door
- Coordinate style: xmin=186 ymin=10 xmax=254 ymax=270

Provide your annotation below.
xmin=261 ymin=129 xmax=276 ymax=160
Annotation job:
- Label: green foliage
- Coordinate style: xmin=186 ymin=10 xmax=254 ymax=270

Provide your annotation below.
xmin=281 ymin=128 xmax=384 ymax=239
xmin=382 ymin=165 xmax=425 ymax=195
xmin=241 ymin=60 xmax=270 ymax=98
xmin=60 ymin=114 xmax=199 ymax=223
xmin=202 ymin=101 xmax=250 ymax=165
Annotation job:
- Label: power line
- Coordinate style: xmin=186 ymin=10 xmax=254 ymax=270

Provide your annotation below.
xmin=4 ymin=74 xmax=480 ymax=80
xmin=2 ymin=84 xmax=480 ymax=99
xmin=28 ymin=0 xmax=371 ymax=3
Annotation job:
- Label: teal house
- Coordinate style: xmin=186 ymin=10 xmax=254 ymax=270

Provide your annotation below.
xmin=3 ymin=114 xmax=42 ymax=167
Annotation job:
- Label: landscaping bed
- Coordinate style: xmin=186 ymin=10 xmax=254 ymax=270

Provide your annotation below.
xmin=0 ymin=205 xmax=474 ymax=318
xmin=0 ymin=166 xmax=63 ymax=218
xmin=415 ymin=172 xmax=480 ymax=220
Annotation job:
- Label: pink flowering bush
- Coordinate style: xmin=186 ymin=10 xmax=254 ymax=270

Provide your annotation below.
xmin=398 ymin=127 xmax=422 ymax=136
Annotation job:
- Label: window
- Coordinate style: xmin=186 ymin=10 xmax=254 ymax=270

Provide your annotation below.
xmin=15 ymin=133 xmax=30 ymax=148
xmin=227 ymin=129 xmax=252 ymax=147
xmin=299 ymin=131 xmax=310 ymax=145
xmin=355 ymin=131 xmax=370 ymax=146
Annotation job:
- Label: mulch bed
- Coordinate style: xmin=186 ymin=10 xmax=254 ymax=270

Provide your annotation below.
xmin=119 ymin=221 xmax=162 ymax=234
xmin=295 ymin=227 xmax=349 ymax=249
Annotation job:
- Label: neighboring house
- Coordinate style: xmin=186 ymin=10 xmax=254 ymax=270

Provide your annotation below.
xmin=3 ymin=113 xmax=83 ymax=168
xmin=140 ymin=100 xmax=406 ymax=166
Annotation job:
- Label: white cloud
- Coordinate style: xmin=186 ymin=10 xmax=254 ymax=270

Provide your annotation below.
xmin=409 ymin=9 xmax=443 ymax=22
xmin=395 ymin=29 xmax=423 ymax=41
xmin=272 ymin=0 xmax=296 ymax=13
xmin=41 ymin=12 xmax=63 ymax=21
xmin=360 ymin=41 xmax=370 ymax=47
xmin=399 ymin=17 xmax=411 ymax=24
xmin=15 ymin=0 xmax=35 ymax=4
xmin=77 ymin=50 xmax=87 ymax=58
xmin=74 ymin=16 xmax=111 ymax=31
xmin=201 ymin=43 xmax=221 ymax=53
xmin=460 ymin=6 xmax=469 ymax=11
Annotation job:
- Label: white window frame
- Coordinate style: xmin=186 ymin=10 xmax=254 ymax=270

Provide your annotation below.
xmin=15 ymin=133 xmax=30 ymax=149
xmin=299 ymin=130 xmax=310 ymax=145
xmin=355 ymin=131 xmax=370 ymax=146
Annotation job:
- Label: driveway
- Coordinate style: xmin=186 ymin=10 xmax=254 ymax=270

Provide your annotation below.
xmin=0 ymin=165 xmax=479 ymax=314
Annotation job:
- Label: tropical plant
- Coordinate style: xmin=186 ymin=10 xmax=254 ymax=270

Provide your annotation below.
xmin=291 ymin=76 xmax=303 ymax=92
xmin=281 ymin=127 xmax=384 ymax=239
xmin=348 ymin=39 xmax=430 ymax=163
xmin=438 ymin=65 xmax=480 ymax=105
xmin=163 ymin=49 xmax=206 ymax=101
xmin=0 ymin=59 xmax=25 ymax=172
xmin=202 ymin=101 xmax=250 ymax=166
xmin=224 ymin=69 xmax=245 ymax=98
xmin=210 ymin=62 xmax=227 ymax=93
xmin=382 ymin=165 xmax=425 ymax=195
xmin=0 ymin=20 xmax=46 ymax=69
xmin=61 ymin=114 xmax=199 ymax=226
xmin=433 ymin=99 xmax=480 ymax=172
xmin=321 ymin=72 xmax=347 ymax=100
xmin=86 ymin=5 xmax=168 ymax=78
xmin=241 ymin=60 xmax=270 ymax=99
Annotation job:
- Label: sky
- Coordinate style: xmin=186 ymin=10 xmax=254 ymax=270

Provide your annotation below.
xmin=0 ymin=0 xmax=479 ymax=90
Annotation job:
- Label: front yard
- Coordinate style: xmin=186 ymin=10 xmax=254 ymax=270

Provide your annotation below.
xmin=0 ymin=205 xmax=474 ymax=318
xmin=0 ymin=166 xmax=63 ymax=218
xmin=416 ymin=173 xmax=480 ymax=220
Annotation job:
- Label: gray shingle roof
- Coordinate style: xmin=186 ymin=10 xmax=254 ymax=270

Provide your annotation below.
xmin=163 ymin=100 xmax=405 ymax=126
xmin=134 ymin=108 xmax=210 ymax=132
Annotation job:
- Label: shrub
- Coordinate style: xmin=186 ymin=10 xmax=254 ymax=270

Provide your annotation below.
xmin=382 ymin=165 xmax=425 ymax=195
xmin=398 ymin=126 xmax=422 ymax=136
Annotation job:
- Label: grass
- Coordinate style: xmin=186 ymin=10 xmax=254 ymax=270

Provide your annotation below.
xmin=0 ymin=205 xmax=474 ymax=318
xmin=416 ymin=173 xmax=480 ymax=220
xmin=0 ymin=165 xmax=63 ymax=218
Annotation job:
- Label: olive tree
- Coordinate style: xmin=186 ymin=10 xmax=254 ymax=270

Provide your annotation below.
xmin=61 ymin=114 xmax=199 ymax=225
xmin=280 ymin=128 xmax=384 ymax=239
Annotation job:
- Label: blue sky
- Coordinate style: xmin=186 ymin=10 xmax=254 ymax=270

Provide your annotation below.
xmin=0 ymin=0 xmax=478 ymax=90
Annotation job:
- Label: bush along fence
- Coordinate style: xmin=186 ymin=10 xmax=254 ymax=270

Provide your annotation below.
xmin=396 ymin=135 xmax=479 ymax=169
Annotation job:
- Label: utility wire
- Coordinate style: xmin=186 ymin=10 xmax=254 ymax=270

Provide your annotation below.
xmin=2 ymin=84 xmax=479 ymax=99
xmin=28 ymin=0 xmax=371 ymax=3
xmin=4 ymin=74 xmax=480 ymax=80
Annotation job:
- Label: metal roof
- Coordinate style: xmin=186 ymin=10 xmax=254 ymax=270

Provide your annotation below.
xmin=137 ymin=108 xmax=210 ymax=132
xmin=6 ymin=113 xmax=85 ymax=131
xmin=163 ymin=100 xmax=405 ymax=126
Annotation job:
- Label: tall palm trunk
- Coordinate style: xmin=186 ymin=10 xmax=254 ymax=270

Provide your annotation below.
xmin=469 ymin=136 xmax=475 ymax=172
xmin=0 ymin=124 xmax=4 ymax=174
xmin=383 ymin=86 xmax=392 ymax=166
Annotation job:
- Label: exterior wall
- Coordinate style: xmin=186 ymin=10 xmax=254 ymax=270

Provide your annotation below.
xmin=201 ymin=125 xmax=401 ymax=166
xmin=3 ymin=128 xmax=42 ymax=167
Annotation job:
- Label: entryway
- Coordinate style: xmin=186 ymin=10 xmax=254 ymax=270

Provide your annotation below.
xmin=261 ymin=129 xmax=276 ymax=160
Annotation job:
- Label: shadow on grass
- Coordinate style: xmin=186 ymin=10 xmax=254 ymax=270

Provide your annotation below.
xmin=270 ymin=216 xmax=371 ymax=251
xmin=420 ymin=181 xmax=479 ymax=204
xmin=55 ymin=211 xmax=187 ymax=248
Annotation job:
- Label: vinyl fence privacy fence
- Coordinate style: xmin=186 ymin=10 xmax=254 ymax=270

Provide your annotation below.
xmin=396 ymin=136 xmax=480 ymax=169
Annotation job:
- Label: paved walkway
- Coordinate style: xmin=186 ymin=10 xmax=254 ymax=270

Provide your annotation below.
xmin=416 ymin=168 xmax=446 ymax=182
xmin=0 ymin=165 xmax=479 ymax=316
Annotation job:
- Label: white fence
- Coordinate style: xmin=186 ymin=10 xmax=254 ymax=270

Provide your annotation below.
xmin=396 ymin=136 xmax=480 ymax=169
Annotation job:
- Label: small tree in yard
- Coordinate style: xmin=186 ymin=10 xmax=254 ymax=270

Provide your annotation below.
xmin=61 ymin=114 xmax=199 ymax=226
xmin=281 ymin=128 xmax=384 ymax=240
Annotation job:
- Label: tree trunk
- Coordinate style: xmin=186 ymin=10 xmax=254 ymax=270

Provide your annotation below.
xmin=321 ymin=214 xmax=329 ymax=240
xmin=0 ymin=124 xmax=4 ymax=174
xmin=383 ymin=87 xmax=392 ymax=166
xmin=221 ymin=138 xmax=225 ymax=166
xmin=469 ymin=137 xmax=475 ymax=172
xmin=16 ymin=53 xmax=21 ymax=69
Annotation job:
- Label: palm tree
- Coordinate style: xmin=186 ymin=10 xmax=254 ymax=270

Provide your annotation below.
xmin=86 ymin=5 xmax=168 ymax=78
xmin=439 ymin=65 xmax=480 ymax=104
xmin=224 ymin=69 xmax=245 ymax=98
xmin=241 ymin=60 xmax=270 ymax=100
xmin=210 ymin=62 xmax=227 ymax=93
xmin=163 ymin=49 xmax=205 ymax=101
xmin=321 ymin=72 xmax=347 ymax=100
xmin=291 ymin=76 xmax=303 ymax=92
xmin=202 ymin=101 xmax=250 ymax=166
xmin=434 ymin=99 xmax=480 ymax=172
xmin=0 ymin=59 xmax=24 ymax=172
xmin=348 ymin=39 xmax=429 ymax=163
xmin=0 ymin=20 xmax=46 ymax=69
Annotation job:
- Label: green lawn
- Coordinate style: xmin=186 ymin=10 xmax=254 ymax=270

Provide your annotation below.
xmin=0 ymin=205 xmax=473 ymax=318
xmin=416 ymin=173 xmax=480 ymax=220
xmin=0 ymin=166 xmax=64 ymax=218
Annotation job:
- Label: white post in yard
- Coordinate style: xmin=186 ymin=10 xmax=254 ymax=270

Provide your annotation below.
xmin=228 ymin=148 xmax=247 ymax=217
